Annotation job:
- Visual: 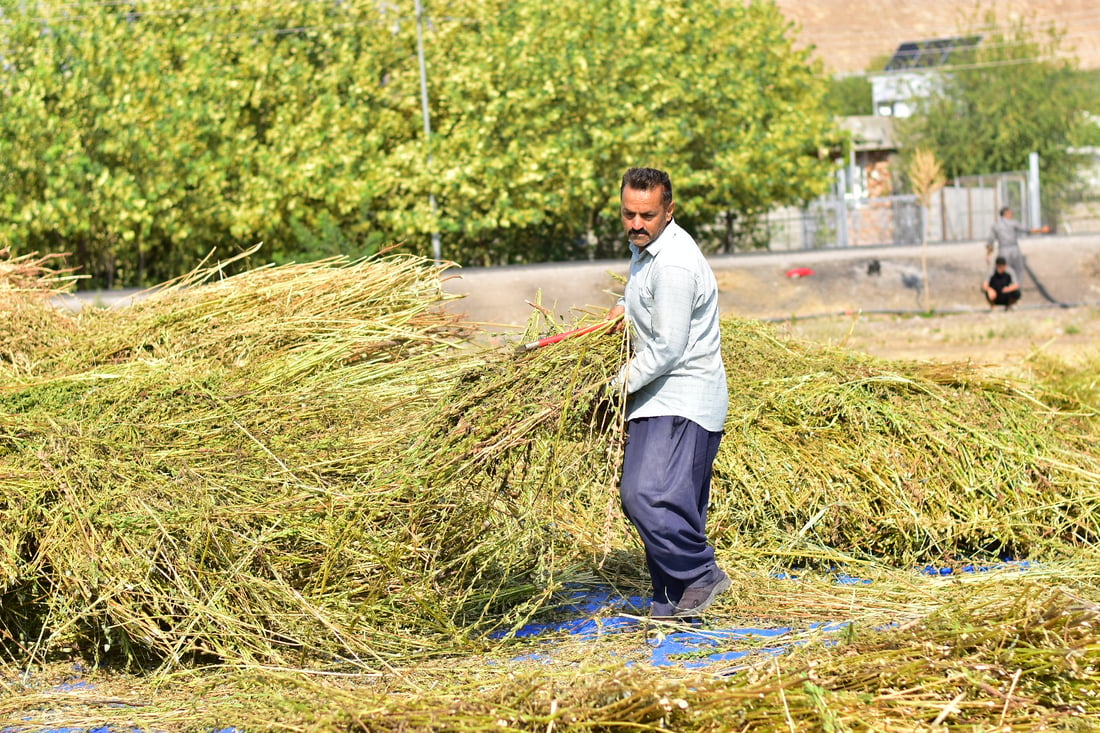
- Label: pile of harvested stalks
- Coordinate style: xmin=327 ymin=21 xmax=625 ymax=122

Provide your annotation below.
xmin=0 ymin=250 xmax=482 ymax=669
xmin=5 ymin=560 xmax=1099 ymax=731
xmin=712 ymin=321 xmax=1100 ymax=564
xmin=0 ymin=252 xmax=1098 ymax=731
xmin=0 ymin=250 xmax=82 ymax=373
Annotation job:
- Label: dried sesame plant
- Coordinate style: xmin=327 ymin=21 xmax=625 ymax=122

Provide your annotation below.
xmin=1 ymin=250 xmax=1098 ymax=732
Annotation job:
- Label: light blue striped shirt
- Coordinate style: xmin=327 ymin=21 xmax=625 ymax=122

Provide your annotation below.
xmin=616 ymin=219 xmax=728 ymax=432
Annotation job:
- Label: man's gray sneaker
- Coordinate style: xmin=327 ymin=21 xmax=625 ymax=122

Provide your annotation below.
xmin=672 ymin=571 xmax=731 ymax=618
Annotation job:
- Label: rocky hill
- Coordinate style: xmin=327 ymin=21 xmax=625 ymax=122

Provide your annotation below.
xmin=774 ymin=0 xmax=1100 ymax=74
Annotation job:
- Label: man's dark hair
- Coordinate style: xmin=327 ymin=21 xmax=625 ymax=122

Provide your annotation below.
xmin=995 ymin=256 xmax=1007 ymax=265
xmin=999 ymin=206 xmax=1011 ymax=217
xmin=622 ymin=167 xmax=673 ymax=206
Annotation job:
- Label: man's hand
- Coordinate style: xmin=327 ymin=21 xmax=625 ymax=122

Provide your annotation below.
xmin=606 ymin=304 xmax=626 ymax=333
xmin=605 ymin=375 xmax=625 ymax=401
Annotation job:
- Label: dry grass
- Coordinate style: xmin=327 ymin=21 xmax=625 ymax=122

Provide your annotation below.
xmin=0 ymin=251 xmax=1098 ymax=731
xmin=779 ymin=307 xmax=1100 ymax=409
xmin=5 ymin=560 xmax=1099 ymax=731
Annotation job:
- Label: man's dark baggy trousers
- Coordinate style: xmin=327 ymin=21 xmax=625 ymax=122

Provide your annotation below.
xmin=620 ymin=415 xmax=723 ymax=617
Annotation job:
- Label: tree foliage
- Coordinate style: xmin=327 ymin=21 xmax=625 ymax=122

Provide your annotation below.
xmin=825 ymin=74 xmax=873 ymax=117
xmin=895 ymin=10 xmax=1090 ymax=223
xmin=0 ymin=0 xmax=836 ymax=285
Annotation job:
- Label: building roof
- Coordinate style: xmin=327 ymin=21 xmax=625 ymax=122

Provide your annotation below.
xmin=883 ymin=36 xmax=982 ymax=71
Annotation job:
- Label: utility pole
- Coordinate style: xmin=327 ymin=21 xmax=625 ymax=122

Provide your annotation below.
xmin=1027 ymin=152 xmax=1041 ymax=229
xmin=414 ymin=0 xmax=442 ymax=261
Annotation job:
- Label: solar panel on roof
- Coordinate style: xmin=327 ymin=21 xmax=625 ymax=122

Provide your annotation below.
xmin=883 ymin=36 xmax=982 ymax=71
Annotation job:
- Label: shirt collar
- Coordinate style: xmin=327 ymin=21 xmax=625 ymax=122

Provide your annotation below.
xmin=630 ymin=219 xmax=677 ymax=258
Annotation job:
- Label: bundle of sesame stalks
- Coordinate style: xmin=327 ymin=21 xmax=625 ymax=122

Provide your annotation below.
xmin=0 ymin=250 xmax=1099 ymax=731
xmin=710 ymin=322 xmax=1100 ymax=565
xmin=0 ymin=249 xmax=79 ymax=295
xmin=0 ymin=249 xmax=491 ymax=669
xmin=0 ymin=250 xmax=82 ymax=372
xmin=241 ymin=567 xmax=1100 ymax=732
xmin=5 ymin=559 xmax=1099 ymax=732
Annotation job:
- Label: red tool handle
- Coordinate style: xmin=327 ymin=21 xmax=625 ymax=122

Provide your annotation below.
xmin=519 ymin=322 xmax=608 ymax=352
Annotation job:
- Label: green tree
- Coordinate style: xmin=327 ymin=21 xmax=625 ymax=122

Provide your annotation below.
xmin=0 ymin=0 xmax=837 ymax=283
xmin=825 ymin=74 xmax=873 ymax=117
xmin=0 ymin=0 xmax=418 ymax=286
xmin=421 ymin=0 xmax=837 ymax=262
xmin=896 ymin=10 xmax=1090 ymax=224
xmin=1072 ymin=69 xmax=1100 ymax=147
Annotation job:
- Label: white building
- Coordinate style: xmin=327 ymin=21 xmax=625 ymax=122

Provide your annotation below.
xmin=869 ymin=36 xmax=981 ymax=118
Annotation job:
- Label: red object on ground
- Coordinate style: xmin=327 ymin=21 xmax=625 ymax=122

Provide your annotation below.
xmin=785 ymin=267 xmax=814 ymax=279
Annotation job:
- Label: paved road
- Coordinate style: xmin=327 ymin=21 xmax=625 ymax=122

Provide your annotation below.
xmin=56 ymin=233 xmax=1100 ymax=332
xmin=54 ymin=289 xmax=146 ymax=311
xmin=443 ymin=234 xmax=1100 ymax=331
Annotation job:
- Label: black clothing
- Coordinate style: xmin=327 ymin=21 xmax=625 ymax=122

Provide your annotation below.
xmin=985 ymin=270 xmax=1021 ymax=307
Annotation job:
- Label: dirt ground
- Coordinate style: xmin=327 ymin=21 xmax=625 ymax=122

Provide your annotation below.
xmin=777 ymin=304 xmax=1100 ymax=380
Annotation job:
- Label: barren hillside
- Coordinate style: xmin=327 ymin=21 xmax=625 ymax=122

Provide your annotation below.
xmin=774 ymin=0 xmax=1100 ymax=73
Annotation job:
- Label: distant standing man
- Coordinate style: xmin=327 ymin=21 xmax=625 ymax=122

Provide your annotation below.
xmin=606 ymin=167 xmax=730 ymax=620
xmin=985 ymin=206 xmax=1049 ymax=283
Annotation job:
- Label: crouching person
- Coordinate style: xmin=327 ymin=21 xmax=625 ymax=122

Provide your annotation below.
xmin=982 ymin=256 xmax=1021 ymax=311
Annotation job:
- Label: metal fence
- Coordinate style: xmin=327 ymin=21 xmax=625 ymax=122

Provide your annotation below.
xmin=742 ymin=169 xmax=1062 ymax=252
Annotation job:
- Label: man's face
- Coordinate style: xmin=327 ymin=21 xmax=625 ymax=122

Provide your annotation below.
xmin=621 ymin=185 xmax=673 ymax=249
xmin=1003 ymin=209 xmax=1014 ymax=219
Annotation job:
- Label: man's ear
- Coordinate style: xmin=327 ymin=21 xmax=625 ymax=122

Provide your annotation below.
xmin=667 ymin=201 xmax=675 ymax=221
